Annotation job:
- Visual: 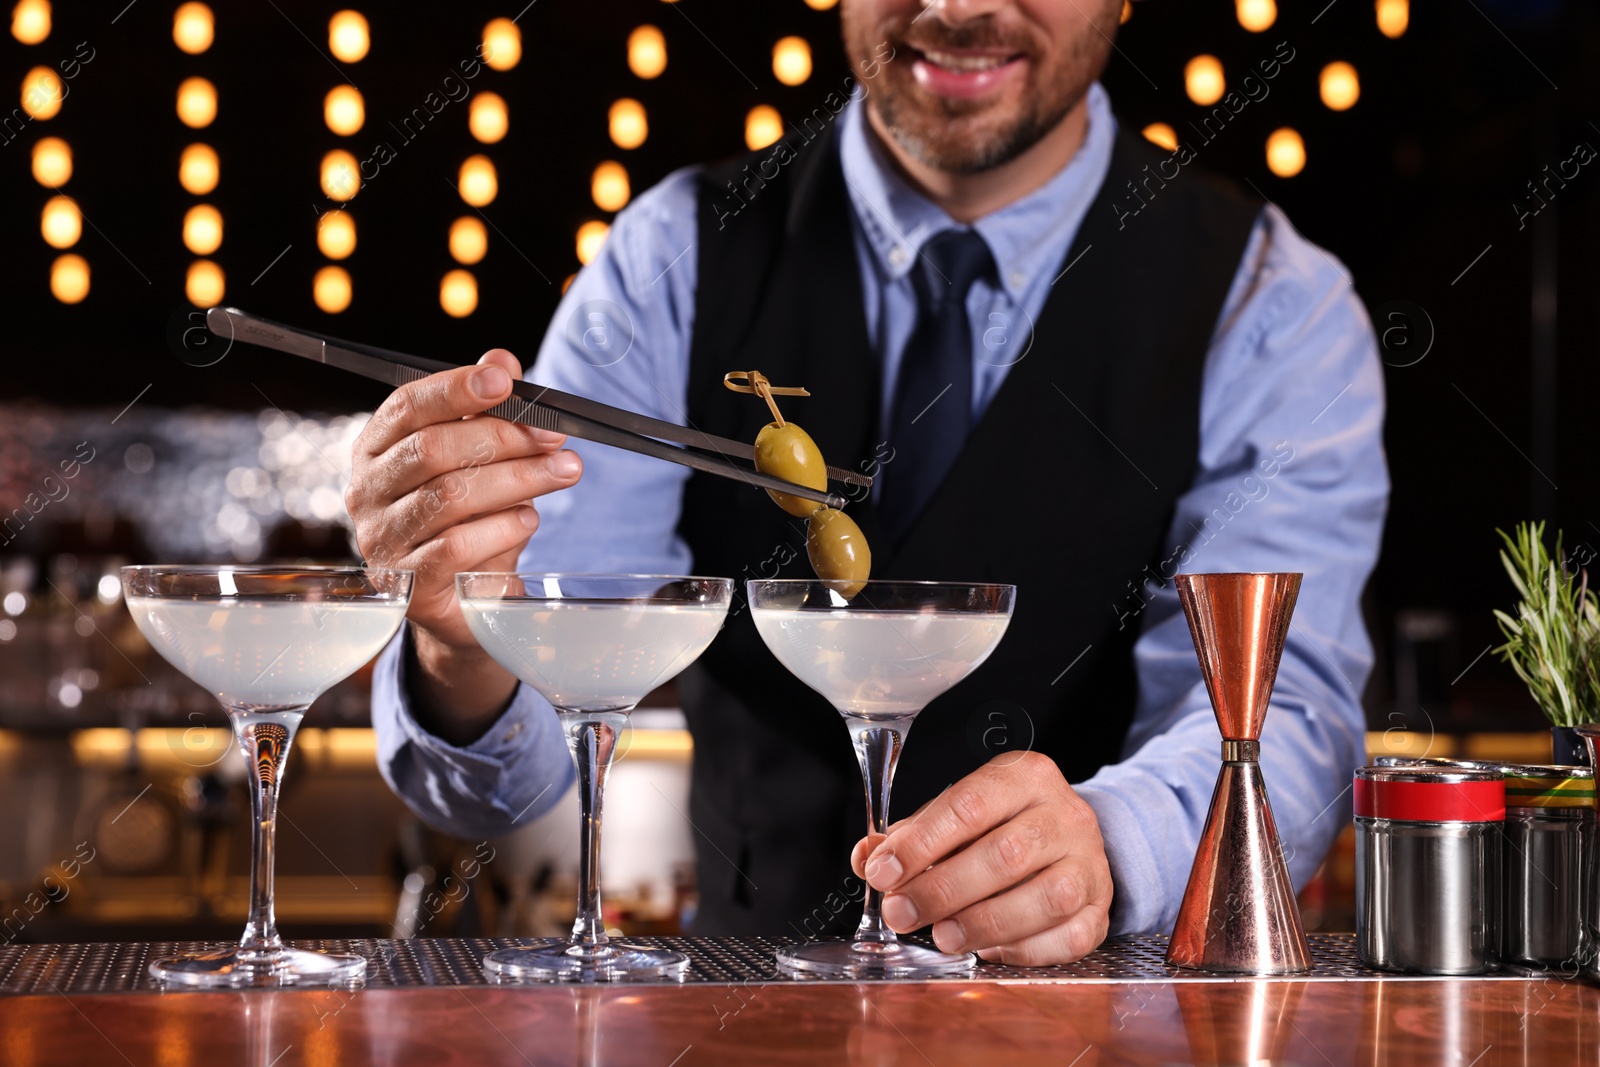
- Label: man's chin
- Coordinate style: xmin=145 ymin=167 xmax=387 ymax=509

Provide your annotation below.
xmin=874 ymin=101 xmax=1035 ymax=174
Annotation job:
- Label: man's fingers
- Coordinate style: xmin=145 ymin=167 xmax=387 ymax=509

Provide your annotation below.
xmin=476 ymin=348 xmax=522 ymax=378
xmin=357 ymin=350 xmax=523 ymax=457
xmin=404 ymin=504 xmax=541 ymax=586
xmin=850 ymin=808 xmax=929 ymax=877
xmin=929 ymin=855 xmax=1105 ymax=955
xmin=864 ymin=752 xmax=1052 ymax=893
xmin=971 ymin=903 xmax=1111 ymax=967
xmin=378 ymin=452 xmax=581 ymax=551
xmin=369 ymin=416 xmax=568 ymax=504
xmin=877 ymin=808 xmax=1063 ymax=933
xmin=850 ymin=833 xmax=888 ymax=878
xmin=460 ymin=349 xmax=528 ymax=423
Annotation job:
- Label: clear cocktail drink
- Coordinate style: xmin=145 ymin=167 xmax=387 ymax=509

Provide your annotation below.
xmin=122 ymin=565 xmax=412 ymax=987
xmin=458 ymin=573 xmax=732 ymax=981
xmin=749 ymin=579 xmax=1015 ymax=978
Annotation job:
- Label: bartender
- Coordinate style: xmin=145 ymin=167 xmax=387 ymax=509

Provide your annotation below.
xmin=349 ymin=0 xmax=1386 ymax=965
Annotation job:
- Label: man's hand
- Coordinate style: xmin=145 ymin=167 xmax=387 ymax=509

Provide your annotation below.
xmin=346 ymin=349 xmax=582 ymax=743
xmin=851 ymin=751 xmax=1113 ymax=966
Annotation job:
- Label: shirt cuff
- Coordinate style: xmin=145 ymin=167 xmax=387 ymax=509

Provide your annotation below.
xmin=1073 ymin=777 xmax=1171 ymax=937
xmin=371 ymin=622 xmax=573 ymax=834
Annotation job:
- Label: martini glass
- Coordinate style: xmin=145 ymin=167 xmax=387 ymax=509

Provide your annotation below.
xmin=121 ymin=564 xmax=412 ymax=987
xmin=457 ymin=572 xmax=733 ymax=980
xmin=748 ymin=579 xmax=1015 ymax=978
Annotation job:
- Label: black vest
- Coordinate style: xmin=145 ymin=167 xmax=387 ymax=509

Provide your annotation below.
xmin=675 ymin=122 xmax=1259 ymax=936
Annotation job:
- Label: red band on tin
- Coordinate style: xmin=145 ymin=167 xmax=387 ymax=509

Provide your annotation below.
xmin=1353 ymin=776 xmax=1506 ymax=822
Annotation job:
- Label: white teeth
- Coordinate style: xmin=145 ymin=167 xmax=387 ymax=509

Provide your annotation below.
xmin=921 ymin=49 xmax=1009 ymax=73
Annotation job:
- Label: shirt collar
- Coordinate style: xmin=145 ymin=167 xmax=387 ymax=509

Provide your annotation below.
xmin=838 ymin=82 xmax=1118 ymax=302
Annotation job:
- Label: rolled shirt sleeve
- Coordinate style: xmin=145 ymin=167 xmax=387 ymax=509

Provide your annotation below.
xmin=1075 ymin=204 xmax=1389 ymax=936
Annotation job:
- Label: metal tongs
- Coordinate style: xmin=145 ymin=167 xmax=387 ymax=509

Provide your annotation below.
xmin=207 ymin=307 xmax=869 ymax=509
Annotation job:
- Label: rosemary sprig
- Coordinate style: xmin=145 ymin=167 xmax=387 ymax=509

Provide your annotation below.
xmin=1492 ymin=521 xmax=1600 ymax=728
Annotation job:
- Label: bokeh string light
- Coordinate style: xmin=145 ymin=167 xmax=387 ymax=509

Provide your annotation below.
xmin=445 ymin=19 xmax=525 ymax=313
xmin=317 ymin=211 xmax=356 ymax=260
xmin=40 ymin=196 xmax=80 ymax=249
xmin=1142 ymin=123 xmax=1179 ymax=152
xmin=1376 ymin=0 xmax=1408 ymax=39
xmin=32 ymin=15 xmax=72 ymax=301
xmin=439 ymin=269 xmax=479 ymax=317
xmin=629 ymin=25 xmax=667 ymax=79
xmin=324 ymin=85 xmax=365 ymax=136
xmin=11 ymin=0 xmax=49 ymax=44
xmin=172 ymin=3 xmax=213 ymax=55
xmin=328 ymin=10 xmax=369 ymax=62
xmin=175 ymin=76 xmax=216 ymax=128
xmin=186 ymin=259 xmax=225 ymax=308
xmin=449 ymin=217 xmax=488 ymax=265
xmin=174 ymin=19 xmax=220 ymax=307
xmin=772 ymin=37 xmax=812 ymax=86
xmin=458 ymin=155 xmax=498 ymax=207
xmin=1320 ymin=62 xmax=1360 ymax=111
xmin=50 ymin=254 xmax=89 ymax=304
xmin=313 ymin=265 xmax=353 ymax=314
xmin=320 ymin=149 xmax=360 ymax=201
xmin=609 ymin=98 xmax=648 ymax=149
xmin=746 ymin=105 xmax=783 ymax=151
xmin=1266 ymin=127 xmax=1306 ymax=178
xmin=576 ymin=221 xmax=609 ymax=266
xmin=592 ymin=162 xmax=630 ymax=213
xmin=469 ymin=92 xmax=508 ymax=144
xmin=22 ymin=66 xmax=63 ymax=120
xmin=482 ymin=18 xmax=522 ymax=71
xmin=21 ymin=9 xmax=1405 ymax=324
xmin=179 ymin=143 xmax=219 ymax=195
xmin=1184 ymin=55 xmax=1225 ymax=107
xmin=317 ymin=15 xmax=365 ymax=313
xmin=1235 ymin=0 xmax=1276 ymax=32
xmin=32 ymin=137 xmax=71 ymax=186
xmin=182 ymin=204 xmax=223 ymax=256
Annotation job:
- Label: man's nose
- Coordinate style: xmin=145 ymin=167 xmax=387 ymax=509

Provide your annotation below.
xmin=920 ymin=0 xmax=1012 ymax=27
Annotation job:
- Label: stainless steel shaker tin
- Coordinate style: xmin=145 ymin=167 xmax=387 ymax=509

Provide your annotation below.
xmin=1374 ymin=757 xmax=1592 ymax=972
xmin=1354 ymin=766 xmax=1505 ymax=975
xmin=1476 ymin=762 xmax=1591 ymax=972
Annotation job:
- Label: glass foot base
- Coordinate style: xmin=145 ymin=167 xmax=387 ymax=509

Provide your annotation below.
xmin=778 ymin=939 xmax=976 ymax=979
xmin=483 ymin=943 xmax=688 ymax=982
xmin=149 ymin=947 xmax=368 ymax=988
xmin=483 ymin=940 xmax=691 ymax=985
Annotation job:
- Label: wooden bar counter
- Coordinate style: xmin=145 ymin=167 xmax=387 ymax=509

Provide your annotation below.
xmin=0 ymin=937 xmax=1594 ymax=1066
xmin=4 ymin=975 xmax=1600 ymax=1066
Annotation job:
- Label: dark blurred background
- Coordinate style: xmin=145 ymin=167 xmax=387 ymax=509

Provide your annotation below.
xmin=0 ymin=0 xmax=1594 ymax=939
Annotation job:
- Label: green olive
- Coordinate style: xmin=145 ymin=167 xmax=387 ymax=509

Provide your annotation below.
xmin=807 ymin=507 xmax=871 ymax=599
xmin=754 ymin=421 xmax=828 ymax=517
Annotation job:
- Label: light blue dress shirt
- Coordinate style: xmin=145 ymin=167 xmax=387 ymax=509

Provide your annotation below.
xmin=371 ymin=83 xmax=1388 ymax=937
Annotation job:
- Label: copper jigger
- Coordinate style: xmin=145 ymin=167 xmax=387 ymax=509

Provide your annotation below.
xmin=1166 ymin=572 xmax=1311 ymax=974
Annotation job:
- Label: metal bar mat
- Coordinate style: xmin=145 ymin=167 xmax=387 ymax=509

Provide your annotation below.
xmin=0 ymin=935 xmax=1537 ymax=995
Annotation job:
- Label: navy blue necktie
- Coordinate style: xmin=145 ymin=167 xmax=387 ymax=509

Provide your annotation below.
xmin=879 ymin=229 xmax=995 ymax=544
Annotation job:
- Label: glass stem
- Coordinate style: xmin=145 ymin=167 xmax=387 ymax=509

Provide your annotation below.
xmin=233 ymin=709 xmax=303 ymax=957
xmin=849 ymin=717 xmax=909 ymax=944
xmin=565 ymin=712 xmax=624 ymax=951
